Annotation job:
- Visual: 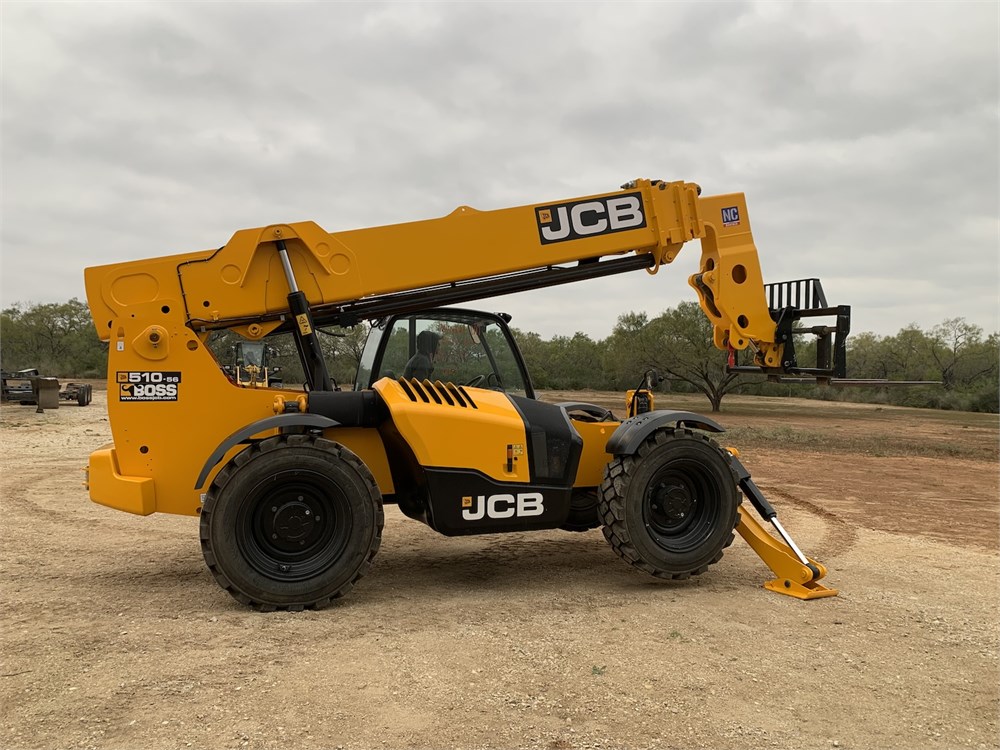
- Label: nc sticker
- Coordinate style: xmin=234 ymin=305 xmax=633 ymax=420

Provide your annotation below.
xmin=117 ymin=371 xmax=181 ymax=402
xmin=721 ymin=206 xmax=741 ymax=227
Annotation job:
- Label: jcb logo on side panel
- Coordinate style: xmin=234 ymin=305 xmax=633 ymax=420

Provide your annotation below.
xmin=461 ymin=493 xmax=545 ymax=521
xmin=535 ymin=192 xmax=645 ymax=244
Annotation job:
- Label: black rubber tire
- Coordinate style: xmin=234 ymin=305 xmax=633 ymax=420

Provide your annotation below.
xmin=76 ymin=385 xmax=88 ymax=406
xmin=598 ymin=427 xmax=739 ymax=579
xmin=200 ymin=434 xmax=384 ymax=611
xmin=560 ymin=489 xmax=601 ymax=532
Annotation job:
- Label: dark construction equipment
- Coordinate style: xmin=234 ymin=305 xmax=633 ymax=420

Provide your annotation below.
xmin=1 ymin=369 xmax=93 ymax=409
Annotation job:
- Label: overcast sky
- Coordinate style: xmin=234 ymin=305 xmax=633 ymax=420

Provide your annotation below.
xmin=2 ymin=1 xmax=997 ymax=342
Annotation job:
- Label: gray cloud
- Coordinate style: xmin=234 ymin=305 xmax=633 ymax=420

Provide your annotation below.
xmin=2 ymin=1 xmax=997 ymax=342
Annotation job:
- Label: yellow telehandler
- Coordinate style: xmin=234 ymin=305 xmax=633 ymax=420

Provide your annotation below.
xmin=84 ymin=178 xmax=849 ymax=610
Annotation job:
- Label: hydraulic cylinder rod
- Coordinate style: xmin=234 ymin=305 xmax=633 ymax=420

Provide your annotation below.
xmin=276 ymin=239 xmax=333 ymax=392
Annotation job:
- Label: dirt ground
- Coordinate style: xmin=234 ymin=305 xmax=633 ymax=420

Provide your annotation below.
xmin=1 ymin=385 xmax=998 ymax=750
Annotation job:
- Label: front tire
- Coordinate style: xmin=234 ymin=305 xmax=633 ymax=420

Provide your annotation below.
xmin=200 ymin=434 xmax=383 ymax=610
xmin=598 ymin=428 xmax=738 ymax=579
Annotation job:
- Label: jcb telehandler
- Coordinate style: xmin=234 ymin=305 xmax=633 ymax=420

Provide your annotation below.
xmin=84 ymin=179 xmax=850 ymax=610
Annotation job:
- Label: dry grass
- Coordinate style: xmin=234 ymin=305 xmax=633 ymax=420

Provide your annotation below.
xmin=721 ymin=423 xmax=991 ymax=460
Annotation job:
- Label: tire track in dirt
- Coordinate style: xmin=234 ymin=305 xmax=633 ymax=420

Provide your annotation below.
xmin=1 ymin=465 xmax=110 ymax=530
xmin=759 ymin=485 xmax=859 ymax=560
xmin=1 ymin=461 xmax=192 ymax=541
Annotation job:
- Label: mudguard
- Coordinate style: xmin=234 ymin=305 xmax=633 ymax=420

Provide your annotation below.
xmin=194 ymin=413 xmax=339 ymax=489
xmin=605 ymin=410 xmax=724 ymax=455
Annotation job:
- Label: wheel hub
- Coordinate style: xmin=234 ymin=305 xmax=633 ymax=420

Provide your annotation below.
xmin=273 ymin=500 xmax=317 ymax=540
xmin=263 ymin=494 xmax=325 ymax=553
xmin=649 ymin=481 xmax=695 ymax=530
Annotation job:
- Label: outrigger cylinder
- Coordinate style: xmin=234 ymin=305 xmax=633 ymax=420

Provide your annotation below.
xmin=728 ymin=454 xmax=838 ymax=600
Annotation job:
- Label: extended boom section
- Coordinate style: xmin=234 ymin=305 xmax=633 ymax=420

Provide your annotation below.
xmin=86 ymin=179 xmax=811 ymax=372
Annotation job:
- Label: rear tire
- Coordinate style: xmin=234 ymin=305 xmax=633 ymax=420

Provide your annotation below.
xmin=200 ymin=434 xmax=383 ymax=610
xmin=598 ymin=428 xmax=738 ymax=579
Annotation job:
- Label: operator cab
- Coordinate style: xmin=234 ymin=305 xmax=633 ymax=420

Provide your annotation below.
xmin=354 ymin=308 xmax=535 ymax=398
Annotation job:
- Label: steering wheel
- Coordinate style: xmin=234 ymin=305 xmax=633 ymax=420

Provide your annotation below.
xmin=464 ymin=374 xmax=486 ymax=387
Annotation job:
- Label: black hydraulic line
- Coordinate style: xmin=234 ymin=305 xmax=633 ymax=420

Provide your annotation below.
xmin=183 ymin=254 xmax=658 ymax=333
xmin=308 ymin=253 xmax=657 ymax=328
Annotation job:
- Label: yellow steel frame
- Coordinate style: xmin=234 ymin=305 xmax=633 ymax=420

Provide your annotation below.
xmin=736 ymin=508 xmax=838 ymax=599
xmin=80 ymin=176 xmax=836 ymax=600
xmin=85 ymin=179 xmax=782 ymax=365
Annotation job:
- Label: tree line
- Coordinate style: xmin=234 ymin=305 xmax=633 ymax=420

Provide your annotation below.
xmin=2 ymin=298 xmax=997 ymax=413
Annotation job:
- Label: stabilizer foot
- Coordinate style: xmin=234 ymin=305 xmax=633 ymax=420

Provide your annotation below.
xmin=763 ymin=577 xmax=839 ymax=600
xmin=736 ymin=507 xmax=839 ymax=600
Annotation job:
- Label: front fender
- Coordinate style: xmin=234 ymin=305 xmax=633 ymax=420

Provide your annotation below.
xmin=605 ymin=410 xmax=724 ymax=456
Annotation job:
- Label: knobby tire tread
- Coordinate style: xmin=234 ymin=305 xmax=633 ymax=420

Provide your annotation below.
xmin=199 ymin=435 xmax=384 ymax=611
xmin=597 ymin=428 xmax=738 ymax=580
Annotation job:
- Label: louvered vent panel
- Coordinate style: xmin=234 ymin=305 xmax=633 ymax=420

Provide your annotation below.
xmin=397 ymin=379 xmax=478 ymax=409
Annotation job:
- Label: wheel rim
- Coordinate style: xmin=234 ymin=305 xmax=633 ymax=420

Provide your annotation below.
xmin=642 ymin=457 xmax=725 ymax=553
xmin=236 ymin=468 xmax=352 ymax=582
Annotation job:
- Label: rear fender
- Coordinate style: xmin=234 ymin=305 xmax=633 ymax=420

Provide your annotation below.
xmin=606 ymin=410 xmax=724 ymax=456
xmin=194 ymin=414 xmax=339 ymax=489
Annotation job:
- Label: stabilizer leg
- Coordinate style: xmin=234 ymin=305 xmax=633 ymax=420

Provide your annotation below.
xmin=728 ymin=454 xmax=838 ymax=600
xmin=736 ymin=508 xmax=838 ymax=599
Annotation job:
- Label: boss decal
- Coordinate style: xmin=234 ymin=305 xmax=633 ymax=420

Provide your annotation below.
xmin=117 ymin=371 xmax=181 ymax=402
xmin=461 ymin=492 xmax=545 ymax=521
xmin=535 ymin=192 xmax=645 ymax=244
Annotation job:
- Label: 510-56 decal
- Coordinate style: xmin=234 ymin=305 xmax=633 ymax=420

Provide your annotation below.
xmin=116 ymin=371 xmax=181 ymax=402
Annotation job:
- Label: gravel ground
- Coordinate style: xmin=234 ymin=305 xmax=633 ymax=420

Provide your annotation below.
xmin=2 ymin=389 xmax=997 ymax=750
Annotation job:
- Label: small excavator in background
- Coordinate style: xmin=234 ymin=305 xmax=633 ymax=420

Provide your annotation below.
xmin=84 ymin=178 xmax=849 ymax=610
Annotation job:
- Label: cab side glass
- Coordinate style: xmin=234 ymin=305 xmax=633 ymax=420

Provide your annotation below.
xmin=354 ymin=312 xmax=530 ymax=397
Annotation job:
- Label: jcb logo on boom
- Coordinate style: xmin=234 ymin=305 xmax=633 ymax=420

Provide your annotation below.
xmin=461 ymin=492 xmax=545 ymax=521
xmin=535 ymin=192 xmax=646 ymax=244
